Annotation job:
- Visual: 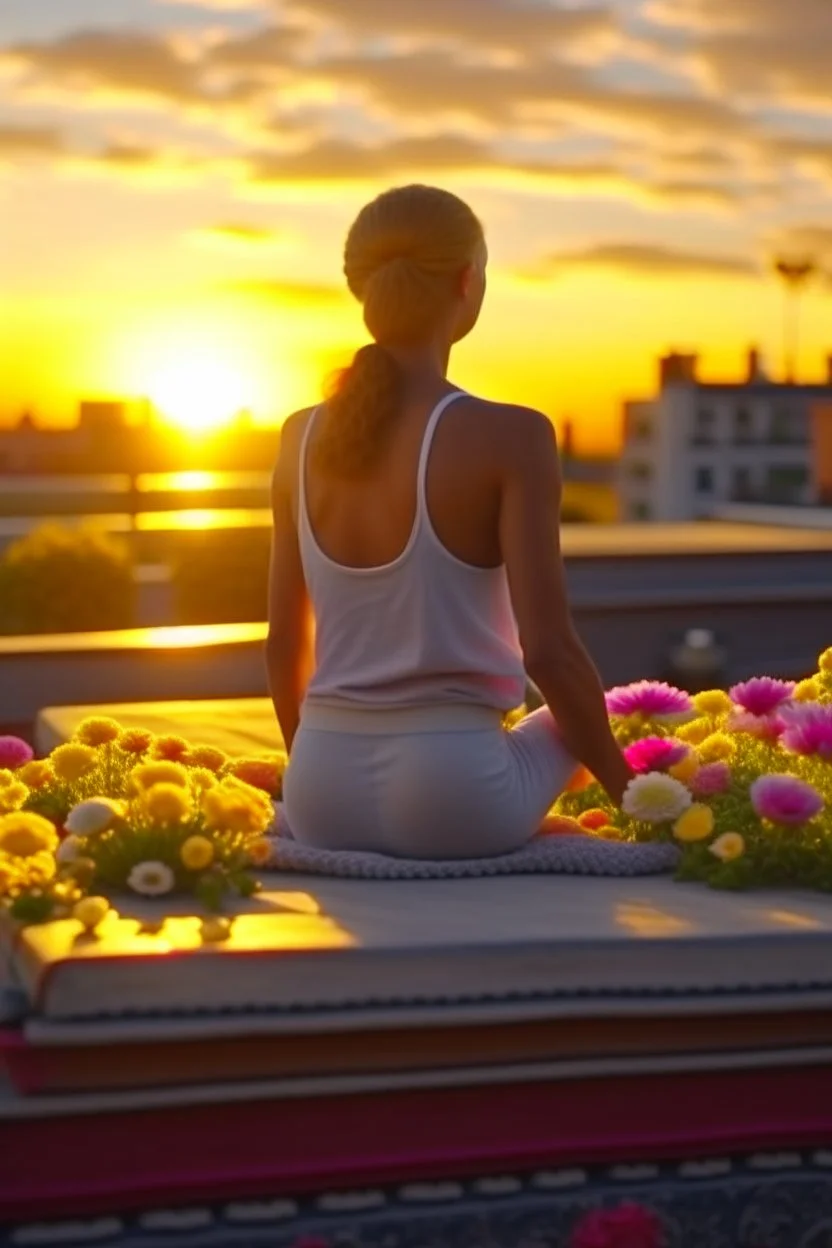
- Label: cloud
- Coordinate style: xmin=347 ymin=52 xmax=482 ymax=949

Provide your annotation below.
xmin=190 ymin=221 xmax=291 ymax=249
xmin=0 ymin=124 xmax=64 ymax=158
xmin=648 ymin=0 xmax=832 ymax=107
xmin=247 ymin=132 xmax=742 ymax=212
xmin=227 ymin=277 xmax=346 ymax=304
xmin=206 ymin=23 xmax=306 ymax=70
xmin=524 ymin=242 xmax=758 ymax=280
xmin=767 ymin=224 xmax=832 ymax=264
xmin=285 ymin=0 xmax=616 ymax=56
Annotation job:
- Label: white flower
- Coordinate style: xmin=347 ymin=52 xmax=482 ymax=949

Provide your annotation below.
xmin=127 ymin=860 xmax=175 ymax=897
xmin=622 ymin=771 xmax=692 ymax=823
xmin=56 ymin=834 xmax=85 ymax=864
xmin=65 ymin=797 xmax=124 ymax=836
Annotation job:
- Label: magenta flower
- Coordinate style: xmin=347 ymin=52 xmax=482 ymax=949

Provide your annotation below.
xmin=571 ymin=1201 xmax=663 ymax=1248
xmin=605 ymin=681 xmax=692 ymax=720
xmin=730 ymin=677 xmax=795 ymax=717
xmin=690 ymin=761 xmax=732 ymax=797
xmin=0 ymin=736 xmax=34 ymax=770
xmin=780 ymin=703 xmax=832 ymax=760
xmin=750 ymin=774 xmax=824 ymax=825
xmin=624 ymin=736 xmax=689 ymax=774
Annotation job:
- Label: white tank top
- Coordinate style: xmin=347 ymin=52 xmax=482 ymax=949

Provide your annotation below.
xmin=298 ymin=390 xmax=527 ymax=713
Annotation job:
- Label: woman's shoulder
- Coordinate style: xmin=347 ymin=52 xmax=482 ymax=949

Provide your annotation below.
xmin=451 ymin=394 xmax=558 ymax=456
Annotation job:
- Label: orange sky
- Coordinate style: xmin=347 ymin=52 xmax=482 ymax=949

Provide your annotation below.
xmin=2 ymin=0 xmax=832 ymax=452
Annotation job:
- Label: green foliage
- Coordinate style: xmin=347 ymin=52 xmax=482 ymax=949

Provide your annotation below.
xmin=0 ymin=524 xmax=135 ymax=635
xmin=171 ymin=530 xmax=271 ymax=624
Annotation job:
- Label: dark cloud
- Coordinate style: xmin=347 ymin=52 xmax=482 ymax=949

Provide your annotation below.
xmin=0 ymin=124 xmax=64 ymax=157
xmin=525 ymin=242 xmax=757 ymax=279
xmin=650 ymin=0 xmax=832 ymax=106
xmin=286 ymin=0 xmax=615 ymax=55
xmin=6 ymin=29 xmax=207 ymax=104
xmin=206 ymin=24 xmax=305 ymax=71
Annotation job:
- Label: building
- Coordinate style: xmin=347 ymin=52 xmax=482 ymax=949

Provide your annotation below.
xmin=618 ymin=350 xmax=832 ymax=522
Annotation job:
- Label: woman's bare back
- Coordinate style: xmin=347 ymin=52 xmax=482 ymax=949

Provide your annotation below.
xmin=287 ymin=390 xmax=507 ymax=571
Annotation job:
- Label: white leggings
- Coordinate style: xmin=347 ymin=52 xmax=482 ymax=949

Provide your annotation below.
xmin=282 ymin=704 xmax=576 ymax=859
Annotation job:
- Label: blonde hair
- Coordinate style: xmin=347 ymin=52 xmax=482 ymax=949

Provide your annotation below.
xmin=313 ymin=185 xmax=484 ymax=476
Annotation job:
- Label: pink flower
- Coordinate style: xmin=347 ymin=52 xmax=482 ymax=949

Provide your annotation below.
xmin=780 ymin=703 xmax=832 ymax=760
xmin=750 ymin=774 xmax=824 ymax=825
xmin=690 ymin=761 xmax=732 ymax=797
xmin=624 ymin=737 xmax=689 ymax=774
xmin=730 ymin=677 xmax=795 ymax=717
xmin=728 ymin=710 xmax=784 ymax=741
xmin=571 ymin=1201 xmax=663 ymax=1248
xmin=605 ymin=681 xmax=692 ymax=720
xmin=0 ymin=736 xmax=34 ymax=770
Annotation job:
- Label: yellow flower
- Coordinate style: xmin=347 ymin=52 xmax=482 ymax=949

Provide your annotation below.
xmin=818 ymin=647 xmax=832 ymax=675
xmin=25 ymin=850 xmax=56 ymax=884
xmin=0 ymin=811 xmax=58 ymax=858
xmin=0 ymin=856 xmax=19 ymax=893
xmin=144 ymin=782 xmax=193 ymax=825
xmin=201 ymin=780 xmax=273 ymax=836
xmin=129 ymin=760 xmax=189 ymax=792
xmin=672 ymin=803 xmax=715 ymax=843
xmin=691 ymin=689 xmax=733 ymax=718
xmin=118 ymin=728 xmax=154 ymax=755
xmin=793 ymin=677 xmax=821 ymax=703
xmin=183 ymin=745 xmax=227 ymax=773
xmin=150 ymin=735 xmax=189 ymax=762
xmin=189 ymin=767 xmax=217 ymax=793
xmin=73 ymin=896 xmax=110 ymax=932
xmin=0 ymin=781 xmax=29 ymax=814
xmin=51 ymin=743 xmax=98 ymax=782
xmin=180 ymin=834 xmax=214 ymax=870
xmin=75 ymin=716 xmax=121 ymax=747
xmin=0 ymin=769 xmax=14 ymax=788
xmin=698 ymin=732 xmax=736 ymax=764
xmin=676 ymin=718 xmax=711 ymax=745
xmin=18 ymin=759 xmax=55 ymax=790
xmin=248 ymin=836 xmax=273 ymax=866
xmin=709 ymin=831 xmax=745 ymax=862
xmin=595 ymin=825 xmax=623 ymax=841
xmin=668 ymin=753 xmax=699 ymax=784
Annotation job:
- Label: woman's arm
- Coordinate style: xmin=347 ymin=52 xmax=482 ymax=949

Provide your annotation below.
xmin=498 ymin=408 xmax=633 ymax=806
xmin=265 ymin=414 xmax=315 ymax=753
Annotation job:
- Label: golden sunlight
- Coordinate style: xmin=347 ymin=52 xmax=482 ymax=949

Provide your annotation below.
xmin=146 ymin=351 xmax=254 ymax=433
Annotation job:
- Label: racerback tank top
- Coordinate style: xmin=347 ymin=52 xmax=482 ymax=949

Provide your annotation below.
xmin=298 ymin=390 xmax=526 ymax=712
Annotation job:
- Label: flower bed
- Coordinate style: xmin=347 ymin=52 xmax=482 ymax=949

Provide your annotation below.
xmin=556 ymin=646 xmax=832 ymax=890
xmin=0 ymin=719 xmax=285 ymax=932
xmin=1 ymin=645 xmax=831 ymax=930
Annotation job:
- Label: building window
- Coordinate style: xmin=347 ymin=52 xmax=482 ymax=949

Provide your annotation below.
xmin=765 ymin=465 xmax=808 ymax=503
xmin=694 ymin=465 xmax=714 ymax=494
xmin=632 ymin=417 xmax=652 ymax=441
xmin=630 ymin=501 xmax=652 ymax=521
xmin=769 ymin=406 xmax=806 ymax=445
xmin=692 ymin=408 xmax=715 ymax=445
xmin=732 ymin=466 xmax=752 ymax=501
xmin=733 ymin=406 xmax=754 ymax=444
xmin=628 ymin=461 xmax=652 ymax=481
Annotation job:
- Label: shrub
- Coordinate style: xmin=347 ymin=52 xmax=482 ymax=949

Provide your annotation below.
xmin=0 ymin=524 xmax=136 ymax=635
xmin=171 ymin=530 xmax=271 ymax=624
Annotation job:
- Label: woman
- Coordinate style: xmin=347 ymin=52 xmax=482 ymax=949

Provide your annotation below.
xmin=267 ymin=184 xmax=632 ymax=858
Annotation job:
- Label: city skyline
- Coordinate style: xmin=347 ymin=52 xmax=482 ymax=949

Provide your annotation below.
xmin=2 ymin=0 xmax=832 ymax=449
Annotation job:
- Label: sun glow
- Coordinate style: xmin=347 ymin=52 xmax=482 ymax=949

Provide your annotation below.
xmin=145 ymin=350 xmax=254 ymax=434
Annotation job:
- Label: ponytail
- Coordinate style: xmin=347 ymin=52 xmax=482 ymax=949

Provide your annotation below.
xmin=312 ymin=343 xmax=403 ymax=477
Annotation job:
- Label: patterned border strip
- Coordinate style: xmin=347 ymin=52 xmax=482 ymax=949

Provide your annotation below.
xmin=7 ymin=1149 xmax=832 ymax=1246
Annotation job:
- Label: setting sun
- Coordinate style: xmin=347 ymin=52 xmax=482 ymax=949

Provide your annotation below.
xmin=146 ymin=351 xmax=254 ymax=434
